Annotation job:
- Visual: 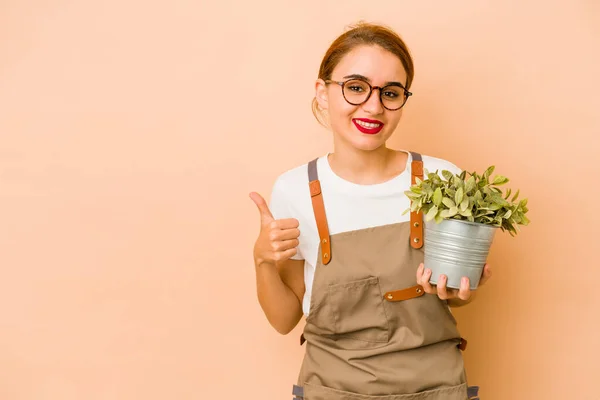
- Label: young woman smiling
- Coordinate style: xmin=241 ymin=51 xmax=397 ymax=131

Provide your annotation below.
xmin=250 ymin=22 xmax=489 ymax=400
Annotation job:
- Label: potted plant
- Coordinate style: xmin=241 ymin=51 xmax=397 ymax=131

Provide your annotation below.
xmin=403 ymin=166 xmax=530 ymax=289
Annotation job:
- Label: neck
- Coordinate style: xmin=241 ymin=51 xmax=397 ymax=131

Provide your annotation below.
xmin=328 ymin=142 xmax=406 ymax=185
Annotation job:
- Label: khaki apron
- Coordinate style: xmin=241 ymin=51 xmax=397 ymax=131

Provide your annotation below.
xmin=292 ymin=152 xmax=480 ymax=400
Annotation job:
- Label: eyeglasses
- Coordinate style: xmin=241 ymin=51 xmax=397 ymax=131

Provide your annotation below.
xmin=325 ymin=78 xmax=412 ymax=111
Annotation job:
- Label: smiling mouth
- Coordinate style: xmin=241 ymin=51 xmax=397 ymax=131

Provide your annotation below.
xmin=353 ymin=118 xmax=384 ymax=134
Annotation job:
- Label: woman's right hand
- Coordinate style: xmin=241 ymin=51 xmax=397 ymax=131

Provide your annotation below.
xmin=249 ymin=192 xmax=300 ymax=267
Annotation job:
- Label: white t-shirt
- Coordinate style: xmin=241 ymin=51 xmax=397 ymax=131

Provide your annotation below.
xmin=268 ymin=150 xmax=462 ymax=317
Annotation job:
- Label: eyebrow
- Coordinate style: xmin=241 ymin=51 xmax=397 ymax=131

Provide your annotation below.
xmin=342 ymin=74 xmax=406 ymax=87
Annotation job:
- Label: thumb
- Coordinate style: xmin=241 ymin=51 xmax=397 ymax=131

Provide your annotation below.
xmin=249 ymin=192 xmax=274 ymax=224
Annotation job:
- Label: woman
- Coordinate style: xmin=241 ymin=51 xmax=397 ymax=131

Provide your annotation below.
xmin=250 ymin=22 xmax=490 ymax=400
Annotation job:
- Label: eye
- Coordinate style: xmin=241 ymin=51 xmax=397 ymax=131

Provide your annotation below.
xmin=345 ymin=79 xmax=369 ymax=93
xmin=347 ymin=84 xmax=365 ymax=93
xmin=382 ymin=89 xmax=400 ymax=99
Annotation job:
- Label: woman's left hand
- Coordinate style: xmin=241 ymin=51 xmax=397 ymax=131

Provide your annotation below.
xmin=416 ymin=263 xmax=492 ymax=301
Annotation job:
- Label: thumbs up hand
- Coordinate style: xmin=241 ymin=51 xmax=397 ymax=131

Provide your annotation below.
xmin=249 ymin=192 xmax=300 ymax=267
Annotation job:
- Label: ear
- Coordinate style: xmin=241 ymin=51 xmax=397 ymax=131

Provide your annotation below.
xmin=315 ymin=78 xmax=329 ymax=110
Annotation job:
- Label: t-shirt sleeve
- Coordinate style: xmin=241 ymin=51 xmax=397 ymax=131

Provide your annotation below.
xmin=268 ymin=176 xmax=304 ymax=260
xmin=426 ymin=158 xmax=463 ymax=178
xmin=443 ymin=161 xmax=463 ymax=176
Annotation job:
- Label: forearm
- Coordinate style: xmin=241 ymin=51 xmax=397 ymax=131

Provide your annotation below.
xmin=255 ymin=261 xmax=303 ymax=334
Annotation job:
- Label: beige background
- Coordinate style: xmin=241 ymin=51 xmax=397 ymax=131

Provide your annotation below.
xmin=1 ymin=1 xmax=599 ymax=399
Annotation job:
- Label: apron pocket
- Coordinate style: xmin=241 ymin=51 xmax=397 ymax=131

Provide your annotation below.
xmin=328 ymin=276 xmax=390 ymax=343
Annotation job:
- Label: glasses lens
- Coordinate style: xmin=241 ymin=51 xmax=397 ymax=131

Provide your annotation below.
xmin=380 ymin=86 xmax=407 ymax=110
xmin=342 ymin=79 xmax=371 ymax=105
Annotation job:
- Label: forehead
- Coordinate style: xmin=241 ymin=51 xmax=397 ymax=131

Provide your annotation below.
xmin=331 ymin=45 xmax=408 ymax=84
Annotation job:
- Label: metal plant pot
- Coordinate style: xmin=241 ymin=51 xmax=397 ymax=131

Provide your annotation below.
xmin=424 ymin=218 xmax=498 ymax=290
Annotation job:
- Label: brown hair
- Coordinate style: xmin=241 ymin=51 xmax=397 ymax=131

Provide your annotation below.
xmin=312 ymin=22 xmax=415 ymax=126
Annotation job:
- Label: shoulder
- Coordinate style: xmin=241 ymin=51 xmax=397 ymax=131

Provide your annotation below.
xmin=419 ymin=153 xmax=463 ymax=176
xmin=269 ymin=157 xmax=318 ymax=210
xmin=271 ymin=159 xmax=312 ymax=195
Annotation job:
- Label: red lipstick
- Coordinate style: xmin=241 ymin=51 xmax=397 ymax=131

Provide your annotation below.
xmin=352 ymin=118 xmax=384 ymax=134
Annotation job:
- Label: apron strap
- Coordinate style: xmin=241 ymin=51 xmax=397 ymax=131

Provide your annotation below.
xmin=308 ymin=152 xmax=424 ymax=263
xmin=383 ymin=284 xmax=425 ymax=302
xmin=409 ymin=151 xmax=424 ymax=249
xmin=292 ymin=384 xmax=304 ymax=398
xmin=467 ymin=385 xmax=480 ymax=399
xmin=308 ymin=157 xmax=331 ymax=265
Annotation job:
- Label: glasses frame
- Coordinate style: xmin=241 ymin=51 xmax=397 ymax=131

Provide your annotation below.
xmin=325 ymin=78 xmax=413 ymax=111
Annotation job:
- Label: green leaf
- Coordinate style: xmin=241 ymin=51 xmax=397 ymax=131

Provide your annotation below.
xmin=442 ymin=170 xmax=454 ymax=181
xmin=460 ymin=198 xmax=469 ymax=212
xmin=520 ymin=198 xmax=528 ymax=207
xmin=504 ymin=188 xmax=512 ymax=200
xmin=440 ymin=209 xmax=451 ymax=218
xmin=489 ymin=203 xmax=502 ymax=211
xmin=511 ymin=189 xmax=520 ymax=202
xmin=448 ymin=207 xmax=458 ymax=217
xmin=411 ymin=200 xmax=419 ymax=212
xmin=415 ymin=177 xmax=422 ymax=185
xmin=455 ymin=187 xmax=464 ymax=205
xmin=425 ymin=184 xmax=434 ymax=197
xmin=493 ymin=175 xmax=509 ymax=185
xmin=465 ymin=176 xmax=476 ymax=193
xmin=425 ymin=205 xmax=439 ymax=221
xmin=433 ymin=187 xmax=442 ymax=206
xmin=460 ymin=208 xmax=472 ymax=217
xmin=442 ymin=198 xmax=456 ymax=208
xmin=483 ymin=165 xmax=495 ymax=181
xmin=405 ymin=190 xmax=421 ymax=199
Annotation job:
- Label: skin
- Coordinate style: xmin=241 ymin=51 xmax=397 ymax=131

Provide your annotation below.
xmin=250 ymin=44 xmax=492 ymax=334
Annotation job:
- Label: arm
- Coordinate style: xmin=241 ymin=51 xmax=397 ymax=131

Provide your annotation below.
xmin=255 ymin=258 xmax=305 ymax=334
xmin=249 ymin=189 xmax=305 ymax=335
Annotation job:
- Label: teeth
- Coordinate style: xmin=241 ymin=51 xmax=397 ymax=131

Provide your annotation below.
xmin=356 ymin=120 xmax=381 ymax=128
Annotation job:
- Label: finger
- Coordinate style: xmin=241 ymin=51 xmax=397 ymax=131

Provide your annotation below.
xmin=272 ymin=247 xmax=298 ymax=262
xmin=271 ymin=228 xmax=301 ymax=241
xmin=416 ymin=263 xmax=425 ymax=283
xmin=437 ymin=275 xmax=449 ymax=300
xmin=421 ymin=268 xmax=435 ymax=294
xmin=249 ymin=192 xmax=274 ymax=225
xmin=458 ymin=277 xmax=471 ymax=300
xmin=272 ymin=238 xmax=300 ymax=252
xmin=275 ymin=218 xmax=300 ymax=230
xmin=479 ymin=264 xmax=492 ymax=286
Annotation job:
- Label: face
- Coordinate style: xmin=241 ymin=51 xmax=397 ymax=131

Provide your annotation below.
xmin=315 ymin=45 xmax=409 ymax=152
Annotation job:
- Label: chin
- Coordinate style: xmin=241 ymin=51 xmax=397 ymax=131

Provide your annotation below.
xmin=346 ymin=135 xmax=388 ymax=151
xmin=347 ymin=128 xmax=392 ymax=150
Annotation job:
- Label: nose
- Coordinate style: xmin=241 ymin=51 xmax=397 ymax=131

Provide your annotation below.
xmin=361 ymin=87 xmax=384 ymax=115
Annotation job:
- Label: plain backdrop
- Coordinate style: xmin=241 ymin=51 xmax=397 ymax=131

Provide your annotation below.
xmin=1 ymin=1 xmax=599 ymax=399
